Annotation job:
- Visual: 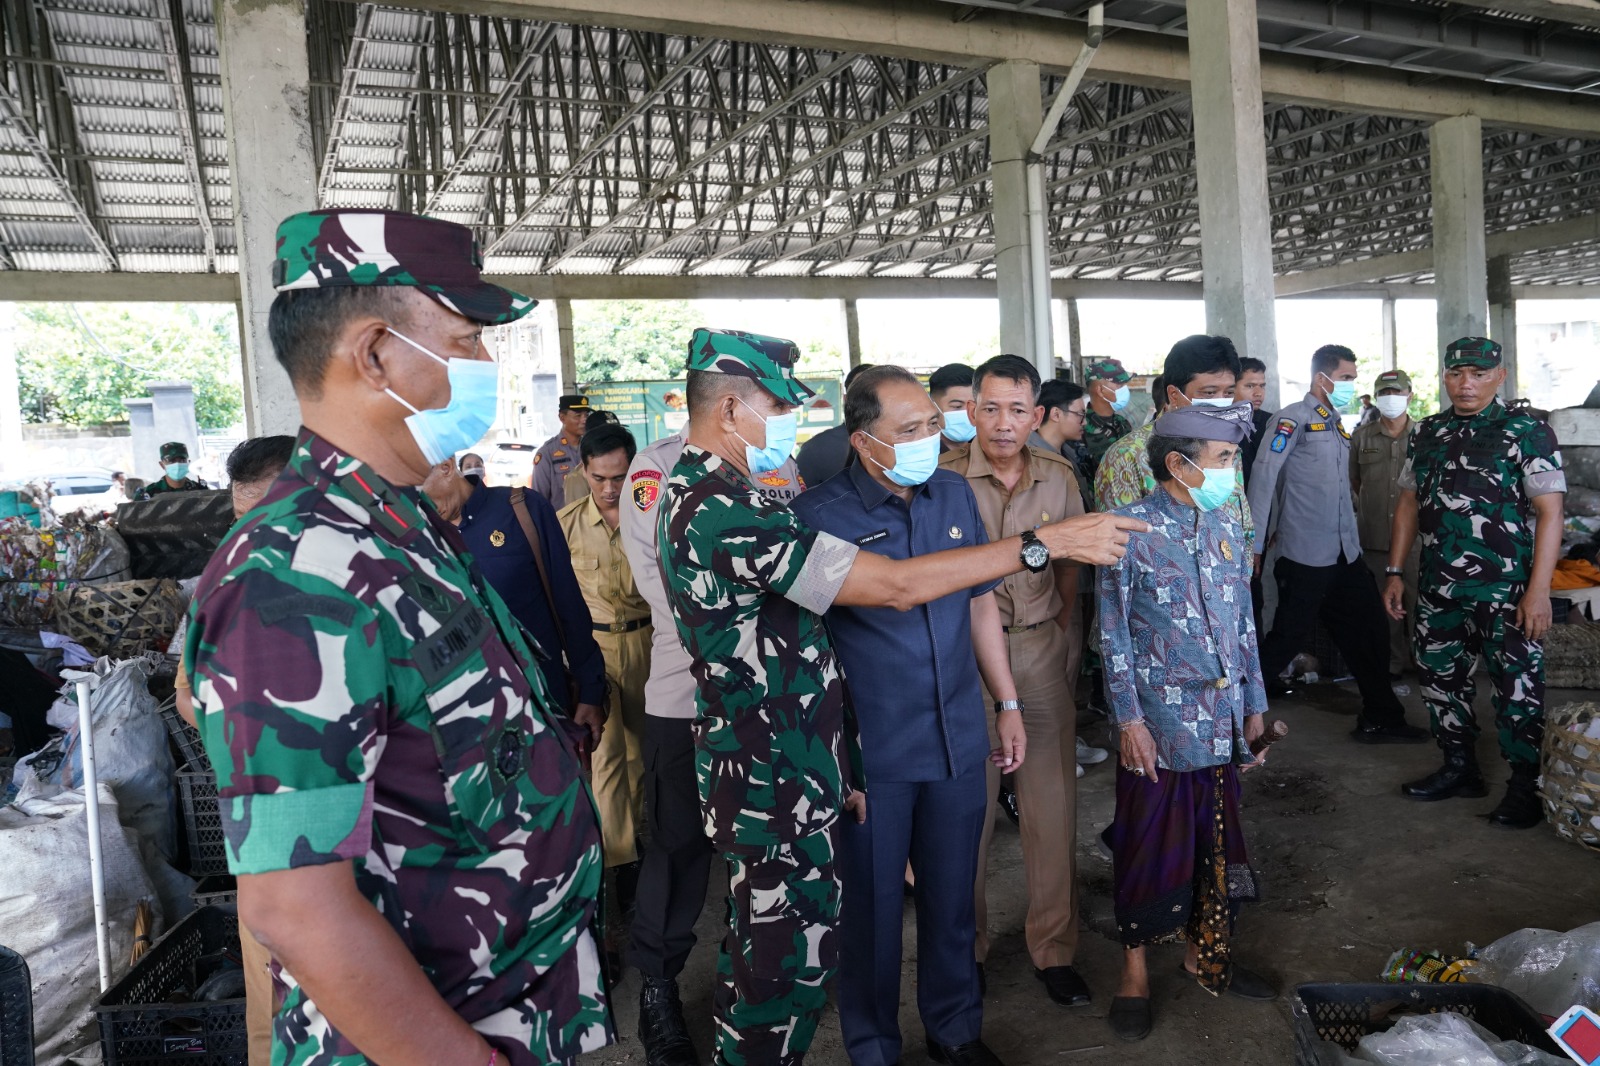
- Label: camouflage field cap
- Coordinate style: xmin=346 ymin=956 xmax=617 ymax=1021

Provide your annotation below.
xmin=1084 ymin=357 xmax=1132 ymax=384
xmin=1444 ymin=337 xmax=1502 ymax=369
xmin=272 ymin=209 xmax=537 ymax=326
xmin=685 ymin=327 xmax=816 ymax=405
xmin=1374 ymin=369 xmax=1413 ymax=393
xmin=159 ymin=441 xmax=189 ymax=462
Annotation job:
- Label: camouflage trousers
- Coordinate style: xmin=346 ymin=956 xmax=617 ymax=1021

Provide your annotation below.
xmin=1414 ymin=581 xmax=1545 ymax=767
xmin=713 ymin=830 xmax=840 ymax=1066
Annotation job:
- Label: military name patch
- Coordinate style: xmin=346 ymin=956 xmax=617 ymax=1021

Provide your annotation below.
xmin=414 ymin=599 xmax=490 ymax=686
xmin=632 ymin=468 xmax=663 ymax=511
xmin=1269 ymin=417 xmax=1296 ymax=453
xmin=855 ymin=529 xmax=889 ymax=545
xmin=1308 ymin=422 xmax=1327 ymax=432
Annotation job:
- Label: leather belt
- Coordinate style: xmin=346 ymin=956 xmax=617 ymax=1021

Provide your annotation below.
xmin=594 ymin=617 xmax=650 ymax=634
xmin=1003 ymin=621 xmax=1045 ymax=634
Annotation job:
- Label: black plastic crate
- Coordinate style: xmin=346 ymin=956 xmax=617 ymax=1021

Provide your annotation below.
xmin=190 ymin=876 xmax=237 ymax=907
xmin=159 ymin=697 xmax=211 ymax=773
xmin=96 ymin=905 xmax=246 ymax=1066
xmin=1291 ymin=982 xmax=1562 ymax=1065
xmin=178 ymin=770 xmax=229 ymax=877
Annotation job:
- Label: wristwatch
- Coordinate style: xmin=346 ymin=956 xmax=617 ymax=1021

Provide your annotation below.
xmin=994 ymin=699 xmax=1023 ymax=716
xmin=1019 ymin=529 xmax=1050 ymax=573
xmin=1384 ymin=566 xmax=1405 ymax=577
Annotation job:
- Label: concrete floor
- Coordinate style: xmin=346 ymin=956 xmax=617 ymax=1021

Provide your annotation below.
xmin=590 ymin=679 xmax=1600 ymax=1065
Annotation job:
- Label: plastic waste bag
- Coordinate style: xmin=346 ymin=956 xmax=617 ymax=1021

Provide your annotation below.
xmin=1352 ymin=1012 xmax=1566 ymax=1066
xmin=1472 ymin=922 xmax=1600 ymax=1019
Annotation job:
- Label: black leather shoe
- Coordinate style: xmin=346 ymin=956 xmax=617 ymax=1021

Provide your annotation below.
xmin=1351 ymin=720 xmax=1428 ymax=744
xmin=639 ymin=977 xmax=700 ymax=1066
xmin=998 ymin=779 xmax=1020 ymax=827
xmin=1488 ymin=764 xmax=1543 ymax=830
xmin=927 ymin=1038 xmax=1006 ymax=1065
xmin=1108 ymin=996 xmax=1151 ymax=1042
xmin=1401 ymin=746 xmax=1488 ymax=800
xmin=1035 ymin=965 xmax=1092 ymax=1007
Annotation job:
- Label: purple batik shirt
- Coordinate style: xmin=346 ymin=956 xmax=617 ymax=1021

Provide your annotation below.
xmin=1096 ymin=485 xmax=1267 ymax=772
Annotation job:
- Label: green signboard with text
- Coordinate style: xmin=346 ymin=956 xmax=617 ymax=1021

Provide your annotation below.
xmin=585 ymin=378 xmax=843 ymax=448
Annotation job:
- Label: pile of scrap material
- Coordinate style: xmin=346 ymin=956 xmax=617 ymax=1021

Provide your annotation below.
xmin=1543 ymin=625 xmax=1600 ymax=690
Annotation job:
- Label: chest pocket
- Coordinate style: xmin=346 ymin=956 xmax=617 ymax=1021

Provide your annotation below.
xmin=571 ymin=556 xmax=600 ymax=571
xmin=1357 ymin=446 xmax=1386 ymax=467
xmin=405 ymin=571 xmax=546 ymax=852
xmin=1454 ymin=439 xmax=1511 ymax=498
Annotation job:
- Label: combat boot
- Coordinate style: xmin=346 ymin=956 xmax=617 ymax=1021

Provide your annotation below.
xmin=1487 ymin=763 xmax=1543 ymax=830
xmin=639 ymin=976 xmax=700 ymax=1066
xmin=1400 ymin=744 xmax=1489 ymax=801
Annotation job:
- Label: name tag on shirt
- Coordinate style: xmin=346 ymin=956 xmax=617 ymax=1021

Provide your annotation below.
xmin=855 ymin=529 xmax=890 ymax=545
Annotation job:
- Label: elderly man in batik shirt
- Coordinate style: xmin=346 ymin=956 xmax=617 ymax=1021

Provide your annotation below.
xmin=1096 ymin=402 xmax=1277 ymax=1045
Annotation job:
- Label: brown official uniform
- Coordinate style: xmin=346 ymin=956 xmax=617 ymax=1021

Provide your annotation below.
xmin=1350 ymin=417 xmax=1419 ymax=673
xmin=563 ymin=466 xmax=590 ymax=507
xmin=557 ymin=493 xmax=652 ymax=867
xmin=941 ymin=443 xmax=1084 ymax=969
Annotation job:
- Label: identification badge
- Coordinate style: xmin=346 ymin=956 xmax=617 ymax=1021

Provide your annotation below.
xmin=855 ymin=530 xmax=890 ymax=545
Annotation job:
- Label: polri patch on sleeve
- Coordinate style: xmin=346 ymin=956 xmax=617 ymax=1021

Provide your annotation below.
xmin=854 ymin=529 xmax=890 ymax=545
xmin=1269 ymin=418 xmax=1296 ymax=453
xmin=631 ymin=468 xmax=663 ymax=511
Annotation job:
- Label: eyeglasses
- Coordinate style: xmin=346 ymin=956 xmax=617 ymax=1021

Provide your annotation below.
xmin=1063 ymin=408 xmax=1087 ymax=421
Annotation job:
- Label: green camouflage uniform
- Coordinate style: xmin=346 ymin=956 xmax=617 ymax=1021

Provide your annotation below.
xmin=189 ymin=210 xmax=609 ymax=1065
xmin=1082 ymin=357 xmax=1134 ymax=467
xmin=1399 ymin=359 xmax=1565 ymax=768
xmin=658 ymin=328 xmax=862 ymax=1066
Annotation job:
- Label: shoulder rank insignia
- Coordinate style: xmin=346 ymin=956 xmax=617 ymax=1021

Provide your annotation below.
xmin=1269 ymin=417 xmax=1296 ymax=453
xmin=1336 ymin=420 xmax=1351 ymax=440
xmin=1314 ymin=403 xmax=1333 ymax=419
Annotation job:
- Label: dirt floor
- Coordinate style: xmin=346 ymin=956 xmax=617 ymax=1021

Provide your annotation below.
xmin=590 ymin=678 xmax=1599 ymax=1065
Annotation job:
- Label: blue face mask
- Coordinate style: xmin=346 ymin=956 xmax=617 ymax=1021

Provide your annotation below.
xmin=1181 ymin=455 xmax=1235 ymax=512
xmin=736 ymin=397 xmax=798 ymax=475
xmin=867 ymin=430 xmax=941 ymax=487
xmin=164 ymin=462 xmax=189 ymax=480
xmin=1190 ymin=396 xmax=1234 ymax=409
xmin=1321 ymin=373 xmax=1357 ymax=411
xmin=385 ymin=328 xmax=499 ymax=467
xmin=941 ymin=408 xmax=977 ymax=443
xmin=1109 ymin=385 xmax=1132 ymax=412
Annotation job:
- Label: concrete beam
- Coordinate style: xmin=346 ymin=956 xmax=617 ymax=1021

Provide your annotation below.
xmin=1431 ymin=115 xmax=1489 ymax=395
xmin=0 ymin=272 xmax=240 ymax=301
xmin=1274 ymin=210 xmax=1600 ymax=296
xmin=1189 ymin=0 xmax=1280 ymax=409
xmin=216 ymin=0 xmax=314 ymax=437
xmin=368 ymin=0 xmax=1600 ymax=138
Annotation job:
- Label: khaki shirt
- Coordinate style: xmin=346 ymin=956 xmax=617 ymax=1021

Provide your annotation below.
xmin=563 ymin=466 xmax=590 ymax=507
xmin=556 ymin=493 xmax=648 ymax=626
xmin=940 ymin=444 xmax=1084 ymax=628
xmin=1348 ymin=417 xmax=1415 ymax=552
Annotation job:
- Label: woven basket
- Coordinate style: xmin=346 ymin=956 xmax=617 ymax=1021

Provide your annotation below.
xmin=54 ymin=579 xmax=185 ymax=659
xmin=1541 ymin=701 xmax=1600 ymax=854
xmin=1542 ymin=622 xmax=1600 ymax=690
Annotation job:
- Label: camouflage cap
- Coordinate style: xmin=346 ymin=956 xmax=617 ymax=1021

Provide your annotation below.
xmin=159 ymin=441 xmax=189 ymax=462
xmin=1374 ymin=369 xmax=1413 ymax=393
xmin=1443 ymin=337 xmax=1502 ymax=369
xmin=1084 ymin=357 xmax=1132 ymax=384
xmin=272 ymin=209 xmax=537 ymax=326
xmin=685 ymin=327 xmax=816 ymax=405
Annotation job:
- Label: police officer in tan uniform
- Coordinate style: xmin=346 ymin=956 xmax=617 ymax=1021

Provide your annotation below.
xmin=940 ymin=354 xmax=1093 ymax=1009
xmin=1350 ymin=369 xmax=1420 ymax=676
xmin=532 ymin=393 xmax=590 ymax=507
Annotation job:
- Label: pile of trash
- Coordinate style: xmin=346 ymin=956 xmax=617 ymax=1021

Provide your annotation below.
xmin=1317 ymin=1012 xmax=1567 ymax=1065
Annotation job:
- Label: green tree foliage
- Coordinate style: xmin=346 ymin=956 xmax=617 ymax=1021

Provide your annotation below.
xmin=16 ymin=303 xmax=244 ymax=428
xmin=572 ymin=299 xmax=706 ymax=382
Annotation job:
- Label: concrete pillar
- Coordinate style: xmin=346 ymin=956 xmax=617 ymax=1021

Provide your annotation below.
xmin=1430 ymin=114 xmax=1487 ymax=402
xmin=1380 ymin=296 xmax=1398 ymax=372
xmin=840 ymin=298 xmax=863 ymax=369
xmin=123 ymin=398 xmax=157 ymax=482
xmin=1187 ymin=0 xmax=1280 ymax=411
xmin=1487 ymin=254 xmax=1519 ymax=399
xmin=216 ymin=0 xmax=315 ymax=437
xmin=1065 ymin=297 xmax=1083 ymax=381
xmin=555 ymin=298 xmax=577 ymax=392
xmin=986 ymin=60 xmax=1042 ymax=363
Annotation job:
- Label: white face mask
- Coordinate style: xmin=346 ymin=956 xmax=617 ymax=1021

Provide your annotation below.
xmin=1374 ymin=394 xmax=1410 ymax=419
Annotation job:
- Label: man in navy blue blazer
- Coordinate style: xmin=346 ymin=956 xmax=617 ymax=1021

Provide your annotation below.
xmin=793 ymin=365 xmax=1025 ymax=1066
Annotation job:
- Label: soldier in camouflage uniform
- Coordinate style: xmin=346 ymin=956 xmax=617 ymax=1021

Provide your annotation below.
xmin=1082 ymin=357 xmax=1134 ymax=474
xmin=658 ymin=328 xmax=1145 ymax=1066
xmin=188 ymin=209 xmax=613 ymax=1064
xmin=1384 ymin=337 xmax=1566 ymax=830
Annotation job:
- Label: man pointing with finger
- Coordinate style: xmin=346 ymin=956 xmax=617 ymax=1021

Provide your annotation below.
xmin=1385 ymin=338 xmax=1565 ymax=829
xmin=658 ymin=330 xmax=1147 ymax=1066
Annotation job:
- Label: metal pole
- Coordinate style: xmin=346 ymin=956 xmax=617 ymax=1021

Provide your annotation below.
xmin=76 ymin=677 xmax=112 ymax=993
